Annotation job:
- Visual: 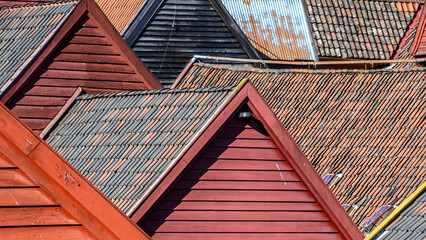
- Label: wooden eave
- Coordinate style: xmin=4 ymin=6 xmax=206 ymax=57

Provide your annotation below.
xmin=411 ymin=6 xmax=426 ymax=57
xmin=129 ymin=80 xmax=364 ymax=240
xmin=122 ymin=0 xmax=264 ymax=64
xmin=0 ymin=0 xmax=161 ymax=105
xmin=0 ymin=102 xmax=151 ymax=239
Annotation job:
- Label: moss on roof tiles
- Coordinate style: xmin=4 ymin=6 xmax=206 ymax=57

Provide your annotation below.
xmin=46 ymin=86 xmax=235 ymax=213
xmin=0 ymin=0 xmax=78 ymax=92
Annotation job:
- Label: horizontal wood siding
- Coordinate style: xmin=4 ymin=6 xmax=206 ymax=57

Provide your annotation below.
xmin=417 ymin=30 xmax=426 ymax=56
xmin=140 ymin=115 xmax=340 ymax=239
xmin=0 ymin=153 xmax=94 ymax=238
xmin=132 ymin=0 xmax=250 ymax=87
xmin=8 ymin=16 xmax=148 ymax=133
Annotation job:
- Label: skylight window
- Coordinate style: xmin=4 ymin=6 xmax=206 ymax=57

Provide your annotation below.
xmin=323 ymin=173 xmax=334 ymax=185
xmin=360 ymin=205 xmax=393 ymax=228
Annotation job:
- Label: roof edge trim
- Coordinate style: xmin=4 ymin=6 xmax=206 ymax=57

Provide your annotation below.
xmin=0 ymin=0 xmax=80 ymax=96
xmin=365 ymin=181 xmax=426 ymax=240
xmin=127 ymin=80 xmax=247 ymax=217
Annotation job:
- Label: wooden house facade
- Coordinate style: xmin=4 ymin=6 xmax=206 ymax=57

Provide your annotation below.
xmin=121 ymin=0 xmax=263 ymax=87
xmin=412 ymin=6 xmax=426 ymax=58
xmin=0 ymin=0 xmax=161 ymax=134
xmin=44 ymin=79 xmax=363 ymax=239
xmin=0 ymin=102 xmax=150 ymax=239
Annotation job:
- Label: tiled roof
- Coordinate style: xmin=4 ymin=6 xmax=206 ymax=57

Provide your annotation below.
xmin=0 ymin=0 xmax=77 ymax=92
xmin=393 ymin=6 xmax=424 ymax=69
xmin=306 ymin=0 xmax=421 ymax=59
xmin=220 ymin=0 xmax=317 ymax=61
xmin=94 ymin=0 xmax=145 ymax=33
xmin=174 ymin=63 xmax=426 ymax=228
xmin=0 ymin=102 xmax=150 ymax=239
xmin=378 ymin=187 xmax=425 ymax=239
xmin=46 ymin=87 xmax=235 ymax=213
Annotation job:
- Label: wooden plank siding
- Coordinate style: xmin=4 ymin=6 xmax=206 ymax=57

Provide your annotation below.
xmin=140 ymin=116 xmax=342 ymax=239
xmin=130 ymin=0 xmax=253 ymax=87
xmin=0 ymin=151 xmax=94 ymax=238
xmin=6 ymin=15 xmax=149 ymax=134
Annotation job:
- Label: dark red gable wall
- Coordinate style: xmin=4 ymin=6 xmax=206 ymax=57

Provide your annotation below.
xmin=7 ymin=16 xmax=148 ymax=134
xmin=139 ymin=112 xmax=342 ymax=240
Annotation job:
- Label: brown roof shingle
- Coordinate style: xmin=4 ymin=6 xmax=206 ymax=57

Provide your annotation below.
xmin=306 ymin=0 xmax=421 ymax=60
xmin=174 ymin=63 xmax=426 ymax=229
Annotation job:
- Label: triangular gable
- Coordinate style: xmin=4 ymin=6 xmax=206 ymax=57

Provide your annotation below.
xmin=0 ymin=0 xmax=161 ymax=134
xmin=0 ymin=102 xmax=150 ymax=239
xmin=412 ymin=5 xmax=426 ymax=57
xmin=121 ymin=0 xmax=263 ymax=87
xmin=130 ymin=81 xmax=363 ymax=239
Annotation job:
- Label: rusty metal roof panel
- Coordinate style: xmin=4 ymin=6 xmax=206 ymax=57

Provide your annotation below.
xmin=220 ymin=0 xmax=318 ymax=61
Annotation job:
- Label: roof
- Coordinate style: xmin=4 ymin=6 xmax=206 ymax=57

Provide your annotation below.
xmin=93 ymin=0 xmax=146 ymax=33
xmin=130 ymin=80 xmax=363 ymax=239
xmin=173 ymin=62 xmax=426 ymax=229
xmin=367 ymin=182 xmax=426 ymax=240
xmin=219 ymin=0 xmax=318 ymax=61
xmin=0 ymin=0 xmax=145 ymax=33
xmin=121 ymin=0 xmax=263 ymax=87
xmin=412 ymin=2 xmax=426 ymax=57
xmin=0 ymin=102 xmax=150 ymax=239
xmin=0 ymin=0 xmax=162 ymax=133
xmin=0 ymin=0 xmax=78 ymax=92
xmin=392 ymin=5 xmax=424 ymax=69
xmin=46 ymin=86 xmax=236 ymax=213
xmin=306 ymin=0 xmax=421 ymax=60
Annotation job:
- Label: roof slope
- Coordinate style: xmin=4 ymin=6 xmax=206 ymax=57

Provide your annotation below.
xmin=392 ymin=6 xmax=424 ymax=69
xmin=173 ymin=63 xmax=426 ymax=229
xmin=306 ymin=0 xmax=421 ymax=60
xmin=0 ymin=102 xmax=150 ymax=239
xmin=93 ymin=0 xmax=145 ymax=33
xmin=219 ymin=0 xmax=317 ymax=61
xmin=412 ymin=2 xmax=426 ymax=57
xmin=46 ymin=87 xmax=235 ymax=213
xmin=0 ymin=0 xmax=77 ymax=91
xmin=372 ymin=183 xmax=425 ymax=239
xmin=121 ymin=0 xmax=262 ymax=87
xmin=132 ymin=81 xmax=363 ymax=239
xmin=0 ymin=0 xmax=161 ymax=134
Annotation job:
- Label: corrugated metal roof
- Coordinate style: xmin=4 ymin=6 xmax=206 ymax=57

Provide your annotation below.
xmin=46 ymin=87 xmax=235 ymax=213
xmin=174 ymin=63 xmax=426 ymax=230
xmin=220 ymin=0 xmax=317 ymax=61
xmin=0 ymin=0 xmax=77 ymax=93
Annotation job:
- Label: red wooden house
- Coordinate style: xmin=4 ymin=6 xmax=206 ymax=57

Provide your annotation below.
xmin=44 ymin=78 xmax=362 ymax=239
xmin=412 ymin=5 xmax=426 ymax=58
xmin=130 ymin=80 xmax=363 ymax=239
xmin=0 ymin=102 xmax=151 ymax=239
xmin=0 ymin=0 xmax=161 ymax=135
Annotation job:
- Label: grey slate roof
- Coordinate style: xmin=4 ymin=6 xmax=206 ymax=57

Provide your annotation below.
xmin=46 ymin=87 xmax=235 ymax=213
xmin=376 ymin=190 xmax=426 ymax=240
xmin=0 ymin=0 xmax=77 ymax=92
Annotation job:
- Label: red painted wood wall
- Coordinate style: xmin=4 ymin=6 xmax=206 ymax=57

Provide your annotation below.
xmin=0 ymin=152 xmax=95 ymax=239
xmin=139 ymin=112 xmax=342 ymax=240
xmin=7 ymin=15 xmax=150 ymax=134
xmin=416 ymin=28 xmax=426 ymax=56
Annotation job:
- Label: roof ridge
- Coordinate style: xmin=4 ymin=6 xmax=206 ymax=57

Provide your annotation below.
xmin=0 ymin=0 xmax=79 ymax=10
xmin=79 ymin=86 xmax=236 ymax=100
xmin=195 ymin=63 xmax=426 ymax=74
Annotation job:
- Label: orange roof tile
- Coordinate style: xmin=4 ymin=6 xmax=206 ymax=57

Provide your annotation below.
xmin=94 ymin=0 xmax=145 ymax=33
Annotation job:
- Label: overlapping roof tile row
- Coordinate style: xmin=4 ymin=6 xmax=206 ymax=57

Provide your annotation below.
xmin=306 ymin=0 xmax=421 ymax=60
xmin=174 ymin=63 xmax=426 ymax=228
xmin=46 ymin=87 xmax=235 ymax=213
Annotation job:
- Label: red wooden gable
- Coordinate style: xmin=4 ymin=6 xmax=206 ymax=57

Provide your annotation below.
xmin=130 ymin=81 xmax=364 ymax=240
xmin=0 ymin=102 xmax=150 ymax=239
xmin=0 ymin=0 xmax=161 ymax=134
xmin=412 ymin=7 xmax=426 ymax=57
